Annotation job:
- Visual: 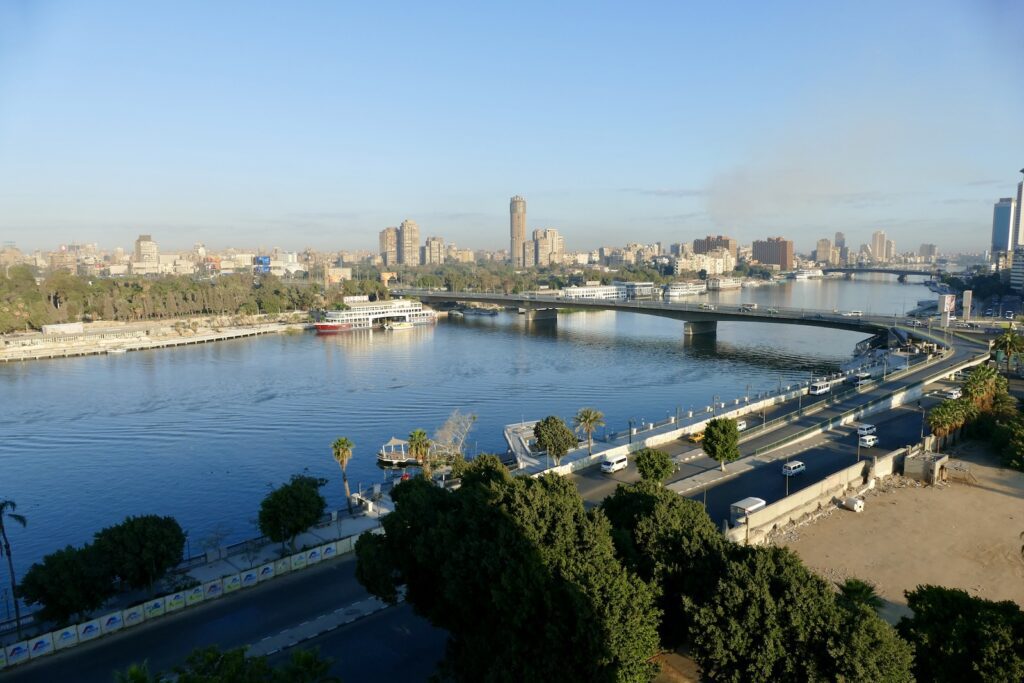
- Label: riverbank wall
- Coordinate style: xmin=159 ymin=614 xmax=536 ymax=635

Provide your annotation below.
xmin=0 ymin=314 xmax=311 ymax=363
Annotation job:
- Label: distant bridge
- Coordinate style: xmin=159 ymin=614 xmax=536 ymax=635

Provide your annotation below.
xmin=402 ymin=290 xmax=912 ymax=336
xmin=821 ymin=267 xmax=946 ymax=281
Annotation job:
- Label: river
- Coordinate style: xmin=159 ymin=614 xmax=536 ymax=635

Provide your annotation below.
xmin=0 ymin=275 xmax=931 ymax=583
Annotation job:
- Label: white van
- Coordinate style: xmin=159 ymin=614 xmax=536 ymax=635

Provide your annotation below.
xmin=735 ymin=419 xmax=748 ymax=431
xmin=729 ymin=497 xmax=767 ymax=526
xmin=842 ymin=310 xmax=863 ymax=317
xmin=809 ymin=380 xmax=831 ymax=395
xmin=600 ymin=455 xmax=628 ymax=474
xmin=857 ymin=424 xmax=876 ymax=436
xmin=859 ymin=434 xmax=878 ymax=448
xmin=781 ymin=461 xmax=806 ymax=477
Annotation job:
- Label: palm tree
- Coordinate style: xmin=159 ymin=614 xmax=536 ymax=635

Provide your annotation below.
xmin=0 ymin=499 xmax=27 ymax=639
xmin=837 ymin=578 xmax=884 ymax=613
xmin=572 ymin=407 xmax=605 ymax=456
xmin=408 ymin=429 xmax=432 ymax=475
xmin=992 ymin=330 xmax=1024 ymax=375
xmin=331 ymin=437 xmax=355 ymax=515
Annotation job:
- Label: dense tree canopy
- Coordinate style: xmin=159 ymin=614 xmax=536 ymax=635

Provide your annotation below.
xmin=355 ymin=455 xmax=661 ymax=682
xmin=93 ymin=515 xmax=186 ymax=590
xmin=533 ymin=415 xmax=578 ymax=466
xmin=258 ymin=475 xmax=328 ymax=551
xmin=703 ymin=418 xmax=741 ymax=471
xmin=632 ymin=448 xmax=674 ymax=482
xmin=898 ymin=585 xmax=1024 ymax=682
xmin=18 ymin=544 xmax=114 ymax=624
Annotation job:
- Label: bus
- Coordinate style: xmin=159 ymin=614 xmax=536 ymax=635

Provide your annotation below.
xmin=808 ymin=380 xmax=832 ymax=395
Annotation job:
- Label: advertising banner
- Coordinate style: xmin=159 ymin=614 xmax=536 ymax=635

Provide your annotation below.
xmin=336 ymin=536 xmax=353 ymax=554
xmin=123 ymin=605 xmax=145 ymax=628
xmin=306 ymin=547 xmax=322 ymax=565
xmin=5 ymin=642 xmax=29 ymax=667
xmin=203 ymin=579 xmax=224 ymax=600
xmin=77 ymin=619 xmax=102 ymax=642
xmin=320 ymin=541 xmax=338 ymax=561
xmin=241 ymin=568 xmax=260 ymax=588
xmin=143 ymin=597 xmax=165 ymax=619
xmin=258 ymin=562 xmax=276 ymax=582
xmin=274 ymin=557 xmax=291 ymax=576
xmin=53 ymin=626 xmax=79 ymax=650
xmin=186 ymin=585 xmax=204 ymax=606
xmin=290 ymin=552 xmax=307 ymax=571
xmin=166 ymin=591 xmax=186 ymax=612
xmin=223 ymin=574 xmax=242 ymax=593
xmin=28 ymin=633 xmax=55 ymax=659
xmin=100 ymin=611 xmax=124 ymax=635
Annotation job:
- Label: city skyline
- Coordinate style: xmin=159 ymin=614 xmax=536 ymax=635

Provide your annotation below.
xmin=2 ymin=3 xmax=1022 ymax=253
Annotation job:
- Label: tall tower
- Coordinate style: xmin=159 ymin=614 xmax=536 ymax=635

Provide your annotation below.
xmin=1013 ymin=169 xmax=1024 ymax=250
xmin=397 ymin=219 xmax=420 ymax=266
xmin=510 ymin=195 xmax=527 ymax=268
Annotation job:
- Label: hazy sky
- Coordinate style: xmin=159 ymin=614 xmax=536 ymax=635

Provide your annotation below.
xmin=1 ymin=1 xmax=1021 ymax=255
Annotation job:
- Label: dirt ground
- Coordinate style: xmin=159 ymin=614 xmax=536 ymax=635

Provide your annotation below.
xmin=780 ymin=442 xmax=1024 ymax=622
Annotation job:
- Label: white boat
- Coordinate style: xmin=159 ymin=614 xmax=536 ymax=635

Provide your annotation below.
xmin=106 ymin=348 xmax=128 ymax=355
xmin=707 ymin=277 xmax=743 ymax=291
xmin=664 ymin=281 xmax=707 ymax=298
xmin=315 ymin=299 xmax=435 ymax=334
xmin=385 ymin=321 xmax=415 ymax=331
xmin=378 ymin=437 xmax=419 ymax=467
xmin=789 ymin=268 xmax=824 ymax=280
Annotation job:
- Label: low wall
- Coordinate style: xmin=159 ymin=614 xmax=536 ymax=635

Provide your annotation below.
xmin=726 ymin=447 xmax=908 ymax=546
xmin=0 ymin=521 xmax=380 ymax=672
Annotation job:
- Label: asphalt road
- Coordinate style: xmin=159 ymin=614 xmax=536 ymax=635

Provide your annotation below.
xmin=3 ymin=554 xmax=381 ymax=682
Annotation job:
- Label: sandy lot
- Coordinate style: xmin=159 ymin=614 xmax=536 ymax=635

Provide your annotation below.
xmin=780 ymin=443 xmax=1024 ymax=622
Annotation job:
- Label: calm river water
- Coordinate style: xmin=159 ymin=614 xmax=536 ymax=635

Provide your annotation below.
xmin=0 ymin=275 xmax=929 ymax=583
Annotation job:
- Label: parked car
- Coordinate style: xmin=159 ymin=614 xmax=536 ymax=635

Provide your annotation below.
xmin=735 ymin=420 xmax=748 ymax=431
xmin=741 ymin=303 xmax=758 ymax=311
xmin=600 ymin=455 xmax=628 ymax=474
xmin=859 ymin=434 xmax=879 ymax=448
xmin=782 ymin=461 xmax=806 ymax=477
xmin=857 ymin=424 xmax=877 ymax=436
xmin=943 ymin=388 xmax=963 ymax=399
xmin=688 ymin=431 xmax=705 ymax=443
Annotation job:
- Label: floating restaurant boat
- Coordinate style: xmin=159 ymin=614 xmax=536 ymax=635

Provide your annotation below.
xmin=789 ymin=268 xmax=825 ymax=280
xmin=377 ymin=437 xmax=419 ymax=467
xmin=315 ymin=299 xmax=436 ymax=334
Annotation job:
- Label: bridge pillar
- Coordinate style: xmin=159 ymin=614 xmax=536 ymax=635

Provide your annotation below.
xmin=683 ymin=320 xmax=717 ymax=336
xmin=524 ymin=308 xmax=557 ymax=321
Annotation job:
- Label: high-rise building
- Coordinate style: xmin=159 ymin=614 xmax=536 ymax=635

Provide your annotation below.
xmin=1012 ymin=247 xmax=1024 ymax=292
xmin=134 ymin=234 xmax=159 ymax=263
xmin=991 ymin=198 xmax=1016 ymax=257
xmin=1013 ymin=171 xmax=1024 ymax=249
xmin=531 ymin=228 xmax=564 ymax=267
xmin=870 ymin=230 xmax=887 ymax=262
xmin=397 ymin=219 xmax=420 ymax=266
xmin=378 ymin=227 xmax=399 ymax=267
xmin=510 ymin=195 xmax=527 ymax=268
xmin=815 ymin=238 xmax=833 ymax=264
xmin=423 ymin=236 xmax=445 ymax=265
xmin=751 ymin=237 xmax=794 ymax=270
xmin=693 ymin=235 xmax=738 ymax=257
xmin=919 ymin=244 xmax=938 ymax=259
xmin=834 ymin=232 xmax=846 ymax=249
xmin=885 ymin=239 xmax=896 ymax=260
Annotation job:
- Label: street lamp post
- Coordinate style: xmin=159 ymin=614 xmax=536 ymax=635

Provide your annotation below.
xmin=919 ymin=400 xmax=925 ymax=440
xmin=628 ymin=418 xmax=634 ymax=444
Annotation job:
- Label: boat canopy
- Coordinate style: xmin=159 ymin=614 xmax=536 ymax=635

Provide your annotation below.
xmin=381 ymin=437 xmax=408 ymax=453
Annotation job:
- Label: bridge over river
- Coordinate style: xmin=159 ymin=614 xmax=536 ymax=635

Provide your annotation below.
xmin=402 ymin=290 xmax=916 ymax=336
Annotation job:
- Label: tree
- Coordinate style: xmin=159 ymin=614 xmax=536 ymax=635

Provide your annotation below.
xmin=703 ymin=417 xmax=740 ymax=471
xmin=114 ymin=662 xmax=156 ymax=683
xmin=898 ymin=584 xmax=1024 ymax=682
xmin=356 ymin=455 xmax=661 ymax=681
xmin=18 ymin=544 xmax=114 ymax=624
xmin=258 ymin=475 xmax=328 ymax=553
xmin=992 ymin=330 xmax=1024 ymax=374
xmin=572 ymin=407 xmax=605 ymax=456
xmin=837 ymin=577 xmax=884 ymax=614
xmin=93 ymin=515 xmax=186 ymax=590
xmin=533 ymin=415 xmax=577 ymax=467
xmin=432 ymin=409 xmax=477 ymax=458
xmin=633 ymin=447 xmax=674 ymax=482
xmin=165 ymin=645 xmax=339 ymax=682
xmin=407 ymin=428 xmax=432 ymax=476
xmin=602 ymin=480 xmax=727 ymax=646
xmin=0 ymin=499 xmax=27 ymax=637
xmin=331 ymin=437 xmax=355 ymax=515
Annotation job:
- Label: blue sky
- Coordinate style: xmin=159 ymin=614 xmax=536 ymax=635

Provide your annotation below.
xmin=1 ymin=0 xmax=1021 ymax=254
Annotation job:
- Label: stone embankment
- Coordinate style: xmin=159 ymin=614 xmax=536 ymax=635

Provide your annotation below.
xmin=0 ymin=314 xmax=311 ymax=362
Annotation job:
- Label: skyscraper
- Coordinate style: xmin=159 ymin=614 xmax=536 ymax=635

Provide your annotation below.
xmin=397 ymin=219 xmax=420 ymax=266
xmin=834 ymin=232 xmax=846 ymax=249
xmin=815 ymin=238 xmax=834 ymax=265
xmin=871 ymin=230 xmax=887 ymax=262
xmin=992 ymin=198 xmax=1016 ymax=257
xmin=1014 ymin=170 xmax=1024 ymax=249
xmin=510 ymin=195 xmax=527 ymax=268
xmin=423 ymin=236 xmax=445 ymax=265
xmin=751 ymin=237 xmax=794 ymax=270
xmin=378 ymin=227 xmax=399 ymax=266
